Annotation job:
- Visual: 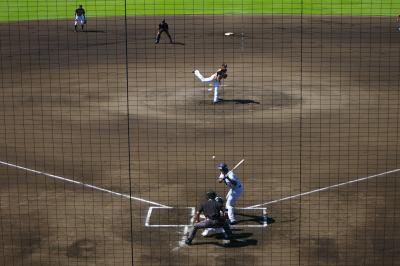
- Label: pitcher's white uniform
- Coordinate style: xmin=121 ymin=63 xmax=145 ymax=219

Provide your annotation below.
xmin=193 ymin=64 xmax=227 ymax=104
xmin=193 ymin=70 xmax=220 ymax=103
xmin=219 ymin=171 xmax=243 ymax=223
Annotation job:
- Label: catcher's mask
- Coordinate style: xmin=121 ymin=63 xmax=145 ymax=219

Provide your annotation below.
xmin=206 ymin=191 xmax=217 ymax=200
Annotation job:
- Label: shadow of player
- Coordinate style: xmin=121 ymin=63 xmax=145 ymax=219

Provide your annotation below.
xmin=222 ymin=239 xmax=258 ymax=248
xmin=218 ymin=99 xmax=260 ymax=105
xmin=235 ymin=212 xmax=275 ymax=225
xmin=191 ymin=231 xmax=257 ymax=248
xmin=82 ymin=30 xmax=106 ymax=33
xmin=155 ymin=41 xmax=185 ymax=46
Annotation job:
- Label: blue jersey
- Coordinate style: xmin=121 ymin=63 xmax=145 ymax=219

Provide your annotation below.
xmin=219 ymin=172 xmax=242 ymax=190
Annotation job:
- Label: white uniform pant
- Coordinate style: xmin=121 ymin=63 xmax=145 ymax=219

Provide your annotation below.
xmin=75 ymin=15 xmax=85 ymax=26
xmin=194 ymin=70 xmax=220 ymax=103
xmin=202 ymin=227 xmax=225 ymax=237
xmin=226 ymin=187 xmax=242 ymax=222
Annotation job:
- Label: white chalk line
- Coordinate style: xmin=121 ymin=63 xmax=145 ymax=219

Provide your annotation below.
xmin=145 ymin=207 xmax=195 ymax=228
xmin=146 ymin=207 xmax=267 ymax=228
xmin=174 ymin=207 xmax=196 ymax=250
xmin=0 ymin=160 xmax=171 ymax=208
xmin=245 ymin=168 xmax=400 ymax=209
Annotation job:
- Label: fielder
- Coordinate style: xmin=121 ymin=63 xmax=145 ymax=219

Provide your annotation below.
xmin=192 ymin=63 xmax=228 ymax=104
xmin=185 ymin=191 xmax=232 ymax=245
xmin=155 ymin=19 xmax=173 ymax=44
xmin=74 ymin=5 xmax=86 ymax=32
xmin=217 ymin=162 xmax=243 ymax=225
xmin=397 ymin=15 xmax=400 ymax=32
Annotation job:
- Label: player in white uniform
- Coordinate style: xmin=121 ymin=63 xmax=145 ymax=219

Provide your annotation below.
xmin=202 ymin=162 xmax=243 ymax=236
xmin=74 ymin=5 xmax=86 ymax=32
xmin=192 ymin=64 xmax=228 ymax=104
xmin=217 ymin=162 xmax=243 ymax=224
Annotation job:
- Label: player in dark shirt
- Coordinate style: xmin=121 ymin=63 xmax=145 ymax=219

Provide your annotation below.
xmin=397 ymin=15 xmax=400 ymax=32
xmin=74 ymin=5 xmax=86 ymax=32
xmin=185 ymin=191 xmax=232 ymax=245
xmin=155 ymin=19 xmax=173 ymax=44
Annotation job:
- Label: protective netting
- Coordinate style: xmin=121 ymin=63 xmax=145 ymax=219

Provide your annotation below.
xmin=1 ymin=1 xmax=400 ymax=265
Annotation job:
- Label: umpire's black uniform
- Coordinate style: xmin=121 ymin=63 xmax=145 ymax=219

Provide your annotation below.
xmin=185 ymin=192 xmax=232 ymax=245
xmin=155 ymin=19 xmax=173 ymax=44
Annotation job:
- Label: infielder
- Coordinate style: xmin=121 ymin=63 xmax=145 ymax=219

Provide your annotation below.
xmin=155 ymin=19 xmax=173 ymax=44
xmin=397 ymin=15 xmax=400 ymax=32
xmin=192 ymin=63 xmax=228 ymax=104
xmin=74 ymin=5 xmax=86 ymax=32
xmin=185 ymin=191 xmax=232 ymax=245
xmin=217 ymin=162 xmax=243 ymax=225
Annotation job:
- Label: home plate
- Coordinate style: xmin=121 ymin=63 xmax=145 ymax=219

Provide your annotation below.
xmin=145 ymin=207 xmax=267 ymax=228
xmin=224 ymin=32 xmax=234 ymax=36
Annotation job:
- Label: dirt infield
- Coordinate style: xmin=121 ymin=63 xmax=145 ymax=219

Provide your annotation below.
xmin=1 ymin=15 xmax=400 ymax=265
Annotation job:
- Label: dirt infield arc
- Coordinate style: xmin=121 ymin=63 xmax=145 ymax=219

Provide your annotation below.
xmin=1 ymin=15 xmax=400 ymax=265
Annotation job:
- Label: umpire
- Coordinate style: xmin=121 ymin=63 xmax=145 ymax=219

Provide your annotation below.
xmin=185 ymin=191 xmax=232 ymax=245
xmin=155 ymin=19 xmax=173 ymax=44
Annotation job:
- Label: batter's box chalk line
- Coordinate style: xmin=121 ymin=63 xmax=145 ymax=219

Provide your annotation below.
xmin=145 ymin=207 xmax=268 ymax=228
xmin=244 ymin=168 xmax=400 ymax=209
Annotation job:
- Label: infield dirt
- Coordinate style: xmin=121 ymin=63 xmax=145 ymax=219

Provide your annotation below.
xmin=0 ymin=15 xmax=400 ymax=266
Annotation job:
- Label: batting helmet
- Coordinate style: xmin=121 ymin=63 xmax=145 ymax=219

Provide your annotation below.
xmin=206 ymin=190 xmax=217 ymax=200
xmin=217 ymin=163 xmax=228 ymax=172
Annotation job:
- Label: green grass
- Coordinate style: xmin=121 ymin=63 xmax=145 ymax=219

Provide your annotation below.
xmin=1 ymin=0 xmax=400 ymax=22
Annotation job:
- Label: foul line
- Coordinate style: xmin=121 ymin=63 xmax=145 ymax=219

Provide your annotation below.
xmin=245 ymin=168 xmax=400 ymax=209
xmin=0 ymin=160 xmax=171 ymax=208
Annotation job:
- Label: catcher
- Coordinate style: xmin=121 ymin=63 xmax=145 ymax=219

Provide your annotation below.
xmin=192 ymin=63 xmax=228 ymax=104
xmin=185 ymin=191 xmax=232 ymax=245
xmin=201 ymin=194 xmax=229 ymax=237
xmin=74 ymin=5 xmax=86 ymax=32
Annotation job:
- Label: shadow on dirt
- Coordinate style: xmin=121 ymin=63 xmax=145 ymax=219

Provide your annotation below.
xmin=218 ymin=99 xmax=260 ymax=105
xmin=235 ymin=212 xmax=275 ymax=225
xmin=172 ymin=41 xmax=185 ymax=46
xmin=82 ymin=30 xmax=106 ymax=33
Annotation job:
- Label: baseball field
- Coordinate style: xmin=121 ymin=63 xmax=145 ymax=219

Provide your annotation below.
xmin=2 ymin=0 xmax=400 ymax=21
xmin=1 ymin=1 xmax=400 ymax=266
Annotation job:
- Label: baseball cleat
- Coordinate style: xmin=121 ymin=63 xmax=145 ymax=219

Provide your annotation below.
xmin=229 ymin=220 xmax=238 ymax=225
xmin=222 ymin=238 xmax=231 ymax=245
xmin=184 ymin=239 xmax=192 ymax=245
xmin=213 ymin=99 xmax=223 ymax=104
